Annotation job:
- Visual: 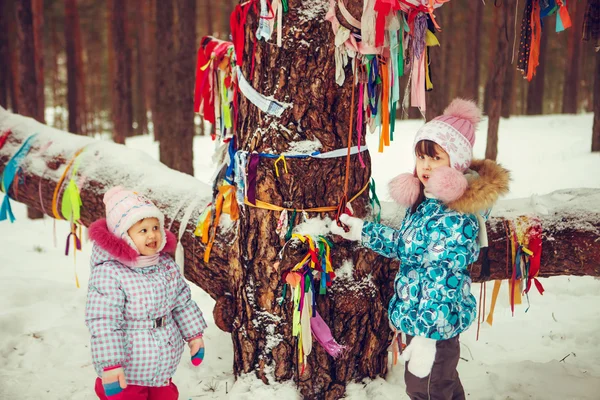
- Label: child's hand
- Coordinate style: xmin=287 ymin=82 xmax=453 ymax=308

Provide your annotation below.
xmin=330 ymin=214 xmax=364 ymax=241
xmin=102 ymin=366 xmax=127 ymax=396
xmin=189 ymin=336 xmax=205 ymax=366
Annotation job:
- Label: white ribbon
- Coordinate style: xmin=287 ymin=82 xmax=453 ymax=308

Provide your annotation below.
xmin=236 ymin=67 xmax=290 ymax=117
xmin=175 ymin=197 xmax=204 ymax=273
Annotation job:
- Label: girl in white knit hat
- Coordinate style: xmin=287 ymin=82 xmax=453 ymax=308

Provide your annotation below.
xmin=331 ymin=99 xmax=510 ymax=399
xmin=85 ymin=186 xmax=207 ymax=399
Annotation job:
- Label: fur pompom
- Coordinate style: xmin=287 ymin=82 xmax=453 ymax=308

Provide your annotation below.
xmin=388 ymin=173 xmax=421 ymax=207
xmin=164 ymin=230 xmax=177 ymax=253
xmin=443 ymin=98 xmax=481 ymax=126
xmin=427 ymin=166 xmax=468 ymax=203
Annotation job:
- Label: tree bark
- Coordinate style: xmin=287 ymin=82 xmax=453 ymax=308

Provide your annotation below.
xmin=133 ymin=0 xmax=149 ymax=136
xmin=426 ymin=10 xmax=446 ymax=121
xmin=484 ymin=4 xmax=500 ymax=115
xmin=593 ymin=50 xmax=600 ymax=152
xmin=171 ymin=0 xmax=196 ymax=175
xmin=1 ymin=108 xmax=600 ymax=397
xmin=562 ymin=1 xmax=586 ymax=114
xmin=441 ymin=2 xmax=454 ymax=106
xmin=155 ymin=0 xmax=176 ymax=161
xmin=32 ymin=0 xmax=44 ymax=124
xmin=65 ymin=0 xmax=85 ymax=135
xmin=16 ymin=0 xmax=44 ymax=220
xmin=230 ymin=2 xmax=393 ymax=396
xmin=108 ymin=0 xmax=132 ymax=144
xmin=202 ymin=0 xmax=214 ymax=37
xmin=0 ymin=0 xmax=10 ymax=108
xmin=485 ymin=0 xmax=515 ymax=160
xmin=142 ymin=1 xmax=157 ymax=126
xmin=462 ymin=0 xmax=483 ymax=103
xmin=526 ymin=18 xmax=550 ymax=115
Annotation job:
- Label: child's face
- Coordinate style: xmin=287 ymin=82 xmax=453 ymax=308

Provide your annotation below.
xmin=415 ymin=144 xmax=450 ymax=186
xmin=127 ymin=218 xmax=162 ymax=256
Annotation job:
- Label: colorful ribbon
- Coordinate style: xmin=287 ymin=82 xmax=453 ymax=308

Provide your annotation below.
xmin=1 ymin=133 xmax=39 ymax=223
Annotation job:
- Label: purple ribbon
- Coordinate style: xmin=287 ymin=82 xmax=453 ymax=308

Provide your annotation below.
xmin=65 ymin=232 xmax=82 ymax=256
xmin=246 ymin=153 xmax=260 ymax=205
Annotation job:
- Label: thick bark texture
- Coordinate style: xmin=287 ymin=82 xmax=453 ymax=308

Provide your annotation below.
xmin=0 ymin=0 xmax=8 ymax=108
xmin=485 ymin=0 xmax=515 ymax=160
xmin=108 ymin=0 xmax=132 ymax=144
xmin=461 ymin=0 xmax=483 ymax=103
xmin=525 ymin=16 xmax=550 ymax=116
xmin=229 ymin=2 xmax=394 ymax=397
xmin=562 ymin=1 xmax=586 ymax=114
xmin=171 ymin=0 xmax=196 ymax=175
xmin=155 ymin=0 xmax=176 ymax=164
xmin=65 ymin=0 xmax=82 ymax=134
xmin=1 ymin=109 xmax=600 ymax=398
xmin=593 ymin=50 xmax=600 ymax=153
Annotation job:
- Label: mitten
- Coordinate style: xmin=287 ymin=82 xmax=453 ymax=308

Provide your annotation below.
xmin=189 ymin=336 xmax=205 ymax=366
xmin=402 ymin=336 xmax=437 ymax=378
xmin=102 ymin=366 xmax=127 ymax=396
xmin=330 ymin=214 xmax=364 ymax=241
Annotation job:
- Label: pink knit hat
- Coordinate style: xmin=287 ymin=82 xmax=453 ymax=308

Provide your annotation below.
xmin=388 ymin=98 xmax=482 ymax=206
xmin=103 ymin=186 xmax=166 ymax=254
xmin=413 ymin=98 xmax=482 ymax=172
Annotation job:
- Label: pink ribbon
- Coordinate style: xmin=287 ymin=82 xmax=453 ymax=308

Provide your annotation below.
xmin=311 ymin=311 xmax=346 ymax=358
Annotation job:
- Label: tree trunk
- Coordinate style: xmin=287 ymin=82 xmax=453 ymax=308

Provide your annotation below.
xmin=0 ymin=0 xmax=10 ymax=108
xmin=486 ymin=0 xmax=515 ymax=160
xmin=170 ymin=0 xmax=196 ymax=175
xmin=32 ymin=0 xmax=44 ymax=123
xmin=15 ymin=0 xmax=45 ymax=220
xmin=108 ymin=0 xmax=132 ymax=144
xmin=229 ymin=2 xmax=395 ymax=397
xmin=593 ymin=50 xmax=600 ymax=152
xmin=562 ymin=1 xmax=586 ymax=114
xmin=526 ymin=17 xmax=550 ymax=115
xmin=426 ymin=10 xmax=446 ymax=121
xmin=441 ymin=2 xmax=454 ymax=106
xmin=133 ymin=0 xmax=149 ymax=136
xmin=484 ymin=4 xmax=500 ymax=115
xmin=142 ymin=1 xmax=157 ymax=127
xmin=462 ymin=0 xmax=483 ymax=103
xmin=501 ymin=0 xmax=520 ymax=119
xmin=1 ymin=108 xmax=600 ymax=397
xmin=155 ymin=0 xmax=176 ymax=161
xmin=65 ymin=0 xmax=83 ymax=134
xmin=202 ymin=0 xmax=214 ymax=37
xmin=501 ymin=62 xmax=515 ymax=118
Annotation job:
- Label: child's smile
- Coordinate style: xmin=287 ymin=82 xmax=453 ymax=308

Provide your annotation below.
xmin=127 ymin=217 xmax=162 ymax=257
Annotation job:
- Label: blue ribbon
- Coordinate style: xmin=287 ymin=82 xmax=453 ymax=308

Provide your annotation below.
xmin=224 ymin=136 xmax=237 ymax=184
xmin=1 ymin=134 xmax=39 ymax=223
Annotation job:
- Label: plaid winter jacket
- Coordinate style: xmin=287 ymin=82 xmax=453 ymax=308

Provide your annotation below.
xmin=85 ymin=220 xmax=207 ymax=387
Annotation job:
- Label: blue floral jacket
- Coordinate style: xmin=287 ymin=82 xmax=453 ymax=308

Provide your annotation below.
xmin=362 ymin=160 xmax=510 ymax=340
xmin=362 ymin=199 xmax=479 ymax=340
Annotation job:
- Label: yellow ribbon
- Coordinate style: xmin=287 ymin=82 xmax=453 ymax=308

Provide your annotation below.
xmin=244 ymin=180 xmax=370 ymax=213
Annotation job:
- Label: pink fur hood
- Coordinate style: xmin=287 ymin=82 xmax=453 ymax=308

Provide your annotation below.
xmin=88 ymin=218 xmax=177 ymax=264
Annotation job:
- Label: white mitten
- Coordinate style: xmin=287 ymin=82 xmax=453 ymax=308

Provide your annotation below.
xmin=330 ymin=214 xmax=364 ymax=242
xmin=402 ymin=336 xmax=437 ymax=378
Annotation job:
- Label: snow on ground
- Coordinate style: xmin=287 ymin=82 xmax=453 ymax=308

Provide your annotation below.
xmin=1 ymin=113 xmax=600 ymax=399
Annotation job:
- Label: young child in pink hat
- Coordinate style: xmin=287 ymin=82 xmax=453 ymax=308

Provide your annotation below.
xmin=332 ymin=99 xmax=510 ymax=399
xmin=85 ymin=186 xmax=207 ymax=399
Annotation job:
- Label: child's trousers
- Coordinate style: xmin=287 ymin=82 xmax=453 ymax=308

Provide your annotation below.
xmin=94 ymin=377 xmax=179 ymax=400
xmin=404 ymin=335 xmax=465 ymax=400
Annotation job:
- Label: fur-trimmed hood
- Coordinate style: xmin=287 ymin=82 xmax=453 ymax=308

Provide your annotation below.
xmin=389 ymin=159 xmax=510 ymax=214
xmin=88 ymin=218 xmax=177 ymax=265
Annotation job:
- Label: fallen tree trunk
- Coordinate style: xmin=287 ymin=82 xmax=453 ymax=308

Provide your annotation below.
xmin=2 ymin=119 xmax=600 ymax=396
